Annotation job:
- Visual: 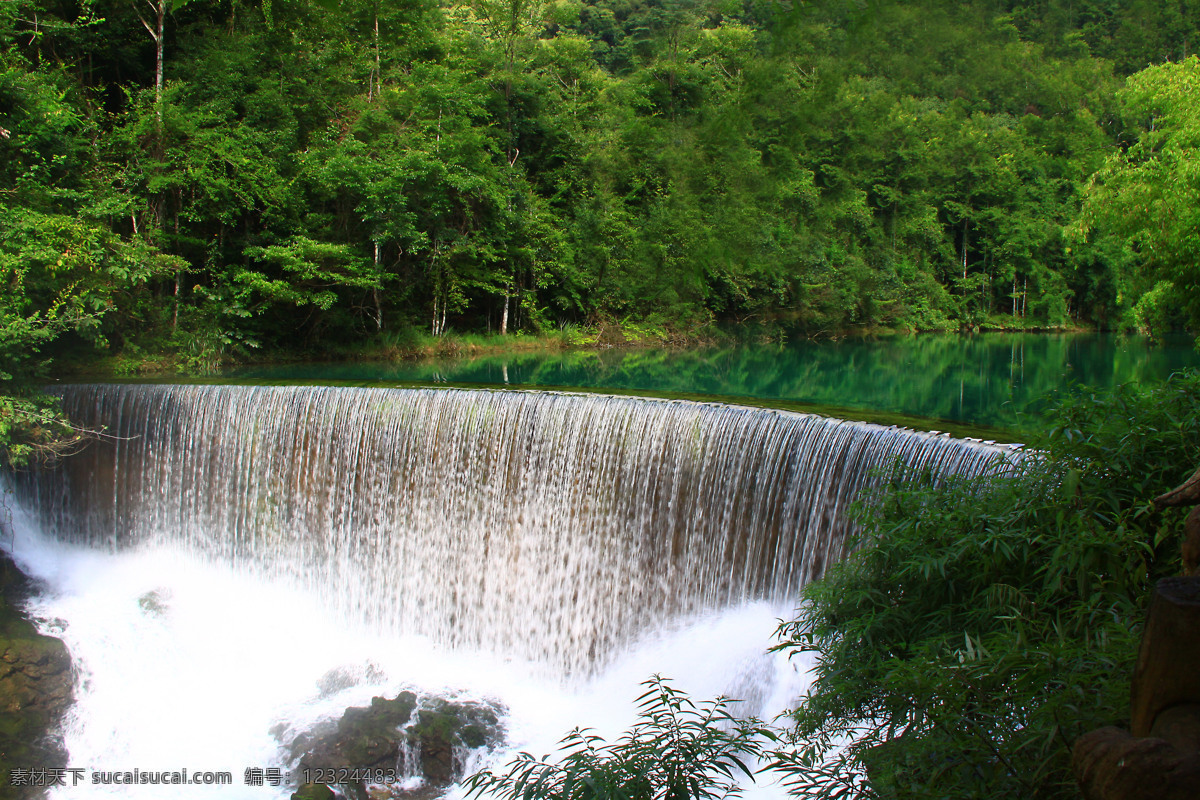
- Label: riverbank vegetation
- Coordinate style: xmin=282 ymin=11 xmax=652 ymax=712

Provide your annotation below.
xmin=773 ymin=369 xmax=1200 ymax=798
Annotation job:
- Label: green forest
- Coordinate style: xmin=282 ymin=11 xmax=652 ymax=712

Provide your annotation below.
xmin=4 ymin=0 xmax=1200 ymax=369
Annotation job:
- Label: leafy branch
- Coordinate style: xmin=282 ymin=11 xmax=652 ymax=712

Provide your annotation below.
xmin=465 ymin=675 xmax=772 ymax=800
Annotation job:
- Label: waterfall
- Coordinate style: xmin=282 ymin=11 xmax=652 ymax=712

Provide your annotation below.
xmin=9 ymin=384 xmax=1016 ymax=678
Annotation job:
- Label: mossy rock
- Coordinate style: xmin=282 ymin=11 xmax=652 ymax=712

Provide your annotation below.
xmin=408 ymin=698 xmax=504 ymax=785
xmin=337 ymin=693 xmax=419 ymax=765
xmin=137 ymin=589 xmax=170 ymax=616
xmin=283 ymin=688 xmax=505 ymax=798
xmin=0 ymin=555 xmax=74 ymax=800
xmin=291 ymin=783 xmax=336 ymax=800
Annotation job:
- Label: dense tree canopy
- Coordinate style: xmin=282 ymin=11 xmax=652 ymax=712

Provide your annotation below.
xmin=0 ymin=0 xmax=1197 ymax=387
xmin=1078 ymin=55 xmax=1200 ymax=336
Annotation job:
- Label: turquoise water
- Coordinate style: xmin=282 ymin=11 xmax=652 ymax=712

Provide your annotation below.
xmin=228 ymin=333 xmax=1200 ymax=431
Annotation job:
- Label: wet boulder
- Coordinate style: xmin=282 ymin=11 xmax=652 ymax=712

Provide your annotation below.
xmin=282 ymin=690 xmax=505 ymax=800
xmin=406 ymin=696 xmax=503 ymax=786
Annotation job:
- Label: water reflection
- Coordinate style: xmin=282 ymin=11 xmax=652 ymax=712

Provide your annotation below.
xmin=229 ymin=333 xmax=1200 ymax=430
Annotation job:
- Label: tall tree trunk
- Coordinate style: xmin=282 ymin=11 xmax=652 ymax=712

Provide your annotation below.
xmin=500 ymin=291 xmax=509 ymax=336
xmin=155 ymin=10 xmax=163 ymax=118
xmin=373 ymin=242 xmax=383 ymax=331
xmin=172 ymin=201 xmax=180 ymax=331
xmin=369 ymin=8 xmax=380 ymax=100
xmin=139 ymin=0 xmax=166 ymax=124
xmin=961 ymin=218 xmax=968 ymax=281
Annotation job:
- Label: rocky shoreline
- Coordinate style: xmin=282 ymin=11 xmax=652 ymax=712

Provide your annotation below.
xmin=0 ymin=551 xmax=74 ymax=800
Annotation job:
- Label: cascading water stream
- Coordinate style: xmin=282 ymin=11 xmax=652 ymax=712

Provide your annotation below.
xmin=2 ymin=384 xmax=1020 ymax=798
xmin=10 ymin=384 xmax=1014 ymax=675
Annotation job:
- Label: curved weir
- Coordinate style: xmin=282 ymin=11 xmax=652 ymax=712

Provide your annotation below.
xmin=9 ymin=384 xmax=1017 ymax=677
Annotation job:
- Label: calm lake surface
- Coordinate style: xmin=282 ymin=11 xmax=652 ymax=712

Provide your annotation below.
xmin=228 ymin=333 xmax=1200 ymax=432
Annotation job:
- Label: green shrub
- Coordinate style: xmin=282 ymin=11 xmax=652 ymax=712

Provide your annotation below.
xmin=465 ymin=676 xmax=770 ymax=800
xmin=0 ymin=392 xmax=86 ymax=468
xmin=771 ymin=370 xmax=1200 ymax=799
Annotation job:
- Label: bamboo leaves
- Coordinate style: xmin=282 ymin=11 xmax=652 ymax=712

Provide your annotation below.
xmin=465 ymin=676 xmax=770 ymax=800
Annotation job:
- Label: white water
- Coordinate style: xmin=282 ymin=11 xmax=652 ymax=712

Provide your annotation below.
xmin=5 ymin=501 xmax=810 ymax=799
xmin=3 ymin=385 xmax=1019 ymax=798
